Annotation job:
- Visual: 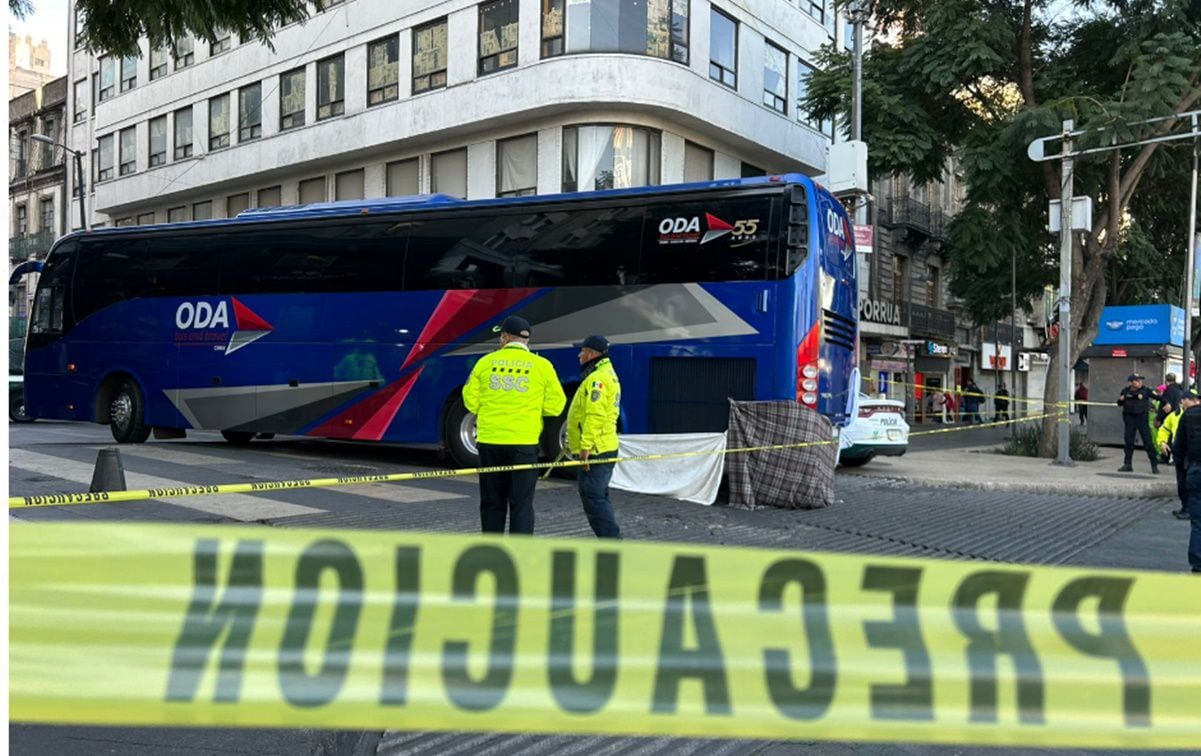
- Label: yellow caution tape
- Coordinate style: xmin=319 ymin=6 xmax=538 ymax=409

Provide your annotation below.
xmin=6 ymin=412 xmax=1063 ymax=510
xmin=9 ymin=522 xmax=1200 ymax=745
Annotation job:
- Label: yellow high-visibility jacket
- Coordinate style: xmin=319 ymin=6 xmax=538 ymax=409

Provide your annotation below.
xmin=567 ymin=357 xmax=621 ymax=455
xmin=463 ymin=342 xmax=566 ymax=445
xmin=1156 ymin=408 xmax=1183 ymax=451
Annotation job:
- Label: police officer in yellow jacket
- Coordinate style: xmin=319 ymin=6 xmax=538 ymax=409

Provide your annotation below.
xmin=1157 ymin=390 xmax=1200 ymax=521
xmin=567 ymin=334 xmax=622 ymax=538
xmin=463 ymin=315 xmax=566 ymax=534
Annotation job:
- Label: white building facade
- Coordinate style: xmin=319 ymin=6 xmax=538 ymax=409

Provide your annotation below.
xmin=66 ymin=0 xmax=849 ymax=227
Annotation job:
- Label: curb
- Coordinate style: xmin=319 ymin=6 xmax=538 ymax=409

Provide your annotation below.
xmin=840 ymin=471 xmax=1176 ymax=499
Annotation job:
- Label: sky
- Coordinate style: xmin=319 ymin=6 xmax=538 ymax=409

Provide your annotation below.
xmin=10 ymin=0 xmax=69 ymax=76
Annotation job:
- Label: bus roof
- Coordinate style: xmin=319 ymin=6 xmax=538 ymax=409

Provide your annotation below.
xmin=58 ymin=173 xmax=822 ymax=245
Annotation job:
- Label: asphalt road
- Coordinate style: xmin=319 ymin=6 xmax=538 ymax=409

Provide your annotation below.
xmin=8 ymin=419 xmax=1186 ymax=756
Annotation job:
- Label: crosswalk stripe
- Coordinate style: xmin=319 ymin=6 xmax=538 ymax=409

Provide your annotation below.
xmin=92 ymin=445 xmax=237 ymax=467
xmin=9 ymin=449 xmax=321 ymax=520
xmin=340 ymin=482 xmax=469 ymax=504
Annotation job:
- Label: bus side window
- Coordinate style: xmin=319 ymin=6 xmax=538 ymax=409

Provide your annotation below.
xmin=404 ymin=214 xmax=513 ymax=291
xmin=29 ymin=242 xmax=76 ymax=341
xmin=640 ymin=197 xmax=775 ymax=284
xmin=222 ymin=223 xmax=404 ymax=295
xmin=511 ymin=206 xmax=644 ymax=287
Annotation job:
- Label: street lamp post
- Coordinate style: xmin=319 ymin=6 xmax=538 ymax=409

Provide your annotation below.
xmin=31 ymin=134 xmax=87 ymax=232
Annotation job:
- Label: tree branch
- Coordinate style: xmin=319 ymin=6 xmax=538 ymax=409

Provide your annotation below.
xmin=1117 ymin=82 xmax=1201 ymax=209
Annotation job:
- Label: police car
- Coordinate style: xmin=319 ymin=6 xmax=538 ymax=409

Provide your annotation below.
xmin=839 ymin=393 xmax=908 ymax=467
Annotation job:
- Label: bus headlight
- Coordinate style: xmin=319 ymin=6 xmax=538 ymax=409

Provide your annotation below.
xmin=801 ymin=365 xmax=819 ymax=379
xmin=801 ymin=392 xmax=817 ymax=405
xmin=802 ymin=378 xmax=818 ymax=391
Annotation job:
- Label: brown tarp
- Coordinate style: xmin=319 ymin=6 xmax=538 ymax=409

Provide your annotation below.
xmin=726 ymin=399 xmax=836 ymax=510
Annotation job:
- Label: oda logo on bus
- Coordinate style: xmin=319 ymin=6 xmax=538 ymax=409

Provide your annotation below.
xmin=657 ymin=213 xmax=760 ymax=248
xmin=174 ymin=298 xmax=274 ymax=355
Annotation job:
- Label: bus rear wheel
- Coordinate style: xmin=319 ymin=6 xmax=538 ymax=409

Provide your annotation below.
xmin=9 ymin=388 xmax=34 ymax=423
xmin=221 ymin=430 xmax=255 ymax=445
xmin=110 ymin=380 xmax=151 ymax=444
xmin=444 ymin=396 xmax=480 ymax=469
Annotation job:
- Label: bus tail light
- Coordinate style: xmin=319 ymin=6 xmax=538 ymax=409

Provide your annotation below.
xmin=797 ymin=324 xmax=820 ymax=408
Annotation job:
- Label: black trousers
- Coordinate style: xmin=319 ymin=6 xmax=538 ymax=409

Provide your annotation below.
xmin=1122 ymin=414 xmax=1157 ymax=467
xmin=478 ymin=443 xmax=539 ymax=535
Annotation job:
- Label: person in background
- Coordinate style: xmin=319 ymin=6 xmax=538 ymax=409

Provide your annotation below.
xmin=1074 ymin=381 xmax=1088 ymax=425
xmin=1169 ymin=394 xmax=1201 ymax=573
xmin=963 ymin=379 xmax=984 ymax=424
xmin=1117 ymin=373 xmax=1160 ymax=474
xmin=1158 ymin=390 xmax=1199 ymax=522
xmin=566 ymin=334 xmax=622 ymax=539
xmin=462 ymin=315 xmax=566 ymax=535
xmin=995 ymin=382 xmax=1011 ymax=423
xmin=1156 ymin=372 xmax=1183 ymax=429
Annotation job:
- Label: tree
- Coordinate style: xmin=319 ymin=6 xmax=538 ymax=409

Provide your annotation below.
xmin=48 ymin=0 xmax=336 ymax=57
xmin=9 ymin=0 xmax=33 ymax=20
xmin=806 ymin=0 xmax=1201 ymax=456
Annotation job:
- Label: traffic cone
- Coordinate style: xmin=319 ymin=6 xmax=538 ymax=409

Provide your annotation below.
xmin=89 ymin=448 xmax=127 ymax=493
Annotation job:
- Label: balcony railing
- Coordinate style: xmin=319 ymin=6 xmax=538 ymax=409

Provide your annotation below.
xmin=885 ymin=197 xmax=949 ymax=240
xmin=9 ymin=230 xmax=56 ymax=263
xmin=908 ymin=302 xmax=956 ymax=340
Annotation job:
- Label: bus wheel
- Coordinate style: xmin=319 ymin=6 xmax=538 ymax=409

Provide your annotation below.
xmin=444 ymin=397 xmax=479 ymax=469
xmin=540 ymin=409 xmax=575 ymax=479
xmin=9 ymin=388 xmax=34 ymax=423
xmin=221 ymin=430 xmax=254 ymax=445
xmin=110 ymin=380 xmax=151 ymax=444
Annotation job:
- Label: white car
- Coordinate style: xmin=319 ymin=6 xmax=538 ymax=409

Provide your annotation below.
xmin=840 ymin=393 xmax=909 ymax=467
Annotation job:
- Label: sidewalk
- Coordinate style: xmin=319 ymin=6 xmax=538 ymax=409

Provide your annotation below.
xmin=842 ymin=441 xmax=1178 ymax=498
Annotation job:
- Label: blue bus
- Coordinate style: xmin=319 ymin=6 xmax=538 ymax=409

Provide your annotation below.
xmin=24 ymin=175 xmax=857 ymax=466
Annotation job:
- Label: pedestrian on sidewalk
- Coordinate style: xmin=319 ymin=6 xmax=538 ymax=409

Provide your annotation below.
xmin=1074 ymin=381 xmax=1088 ymax=425
xmin=1158 ymin=390 xmax=1199 ymax=521
xmin=567 ymin=334 xmax=622 ymax=539
xmin=463 ymin=315 xmax=566 ymax=535
xmin=963 ymin=380 xmax=984 ymax=424
xmin=1169 ymin=396 xmax=1201 ymax=573
xmin=1117 ymin=373 xmax=1159 ymax=474
xmin=1156 ymin=373 xmax=1183 ymax=428
xmin=995 ymin=382 xmax=1011 ymax=423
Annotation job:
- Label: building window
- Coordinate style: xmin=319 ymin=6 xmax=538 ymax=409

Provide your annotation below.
xmin=431 ymin=148 xmax=468 ymax=199
xmin=740 ymin=161 xmax=765 ymax=177
xmin=280 ymin=67 xmax=305 ymax=130
xmin=683 ymin=141 xmax=713 ymax=182
xmin=802 ymin=0 xmax=824 ymax=24
xmin=209 ymin=94 xmax=230 ymax=150
xmin=73 ymin=79 xmax=87 ymax=122
xmin=562 ymin=124 xmax=660 ymax=192
xmin=149 ymin=115 xmax=167 ymax=166
xmin=299 ymin=176 xmax=327 ymax=204
xmin=192 ymin=201 xmax=213 ymax=220
xmin=258 ymin=186 xmax=282 ymax=207
xmin=367 ymin=36 xmax=399 ymax=105
xmin=137 ymin=212 xmax=156 ymax=225
xmin=40 ymin=198 xmax=55 ymax=233
xmin=238 ymin=83 xmax=262 ymax=141
xmin=387 ymin=158 xmax=419 ymax=196
xmin=496 ymin=134 xmax=537 ymax=197
xmin=97 ymin=134 xmax=114 ymax=181
xmin=120 ymin=55 xmax=137 ymax=92
xmin=98 ymin=57 xmax=116 ymax=101
xmin=543 ymin=0 xmax=688 ymax=62
xmin=114 ymin=217 xmax=135 ymax=227
xmin=317 ymin=54 xmax=345 ymax=120
xmin=227 ymin=193 xmax=250 ymax=216
xmin=150 ymin=47 xmax=168 ymax=79
xmin=413 ymin=18 xmax=448 ymax=94
xmin=797 ymin=60 xmax=833 ymax=136
xmin=74 ymin=5 xmax=87 ymax=49
xmin=335 ymin=169 xmax=365 ymax=200
xmin=119 ymin=126 xmax=136 ymax=175
xmin=175 ymin=37 xmax=194 ymax=69
xmin=174 ymin=106 xmax=193 ymax=159
xmin=763 ymin=41 xmax=787 ymax=114
xmin=709 ymin=8 xmax=737 ymax=89
xmin=210 ymin=30 xmax=231 ymax=55
xmin=16 ymin=205 xmax=28 ymax=236
xmin=11 ymin=131 xmax=27 ymax=177
xmin=479 ymin=0 xmax=519 ymax=76
xmin=167 ymin=206 xmax=188 ymax=223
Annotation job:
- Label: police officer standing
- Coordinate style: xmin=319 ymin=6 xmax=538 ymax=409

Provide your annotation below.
xmin=1117 ymin=373 xmax=1160 ymax=474
xmin=1169 ymin=393 xmax=1201 ymax=573
xmin=463 ymin=315 xmax=566 ymax=535
xmin=567 ymin=334 xmax=622 ymax=538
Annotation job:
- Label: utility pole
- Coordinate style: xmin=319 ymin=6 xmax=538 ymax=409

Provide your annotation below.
xmin=1183 ymin=114 xmax=1199 ymax=391
xmin=1054 ymin=120 xmax=1075 ymax=466
xmin=31 ymin=134 xmax=87 ymax=231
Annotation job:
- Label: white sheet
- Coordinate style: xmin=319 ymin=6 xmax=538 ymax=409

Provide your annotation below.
xmin=610 ymin=432 xmax=726 ymax=506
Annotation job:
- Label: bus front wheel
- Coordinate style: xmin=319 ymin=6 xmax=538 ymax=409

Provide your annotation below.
xmin=443 ymin=396 xmax=479 ymax=469
xmin=110 ymin=380 xmax=151 ymax=444
xmin=221 ymin=430 xmax=254 ymax=445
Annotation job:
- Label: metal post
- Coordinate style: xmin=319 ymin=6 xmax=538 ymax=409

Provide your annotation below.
xmin=73 ymin=149 xmax=87 ymax=231
xmin=1055 ymin=120 xmax=1075 ymax=466
xmin=1011 ymin=248 xmax=1018 ymax=424
xmin=850 ymin=4 xmax=864 ymax=143
xmin=1183 ymin=117 xmax=1199 ymax=392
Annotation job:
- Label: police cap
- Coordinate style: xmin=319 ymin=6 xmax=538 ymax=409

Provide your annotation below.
xmin=493 ymin=315 xmax=531 ymax=338
xmin=1127 ymin=373 xmax=1145 ymax=382
xmin=573 ymin=334 xmax=610 ymax=353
